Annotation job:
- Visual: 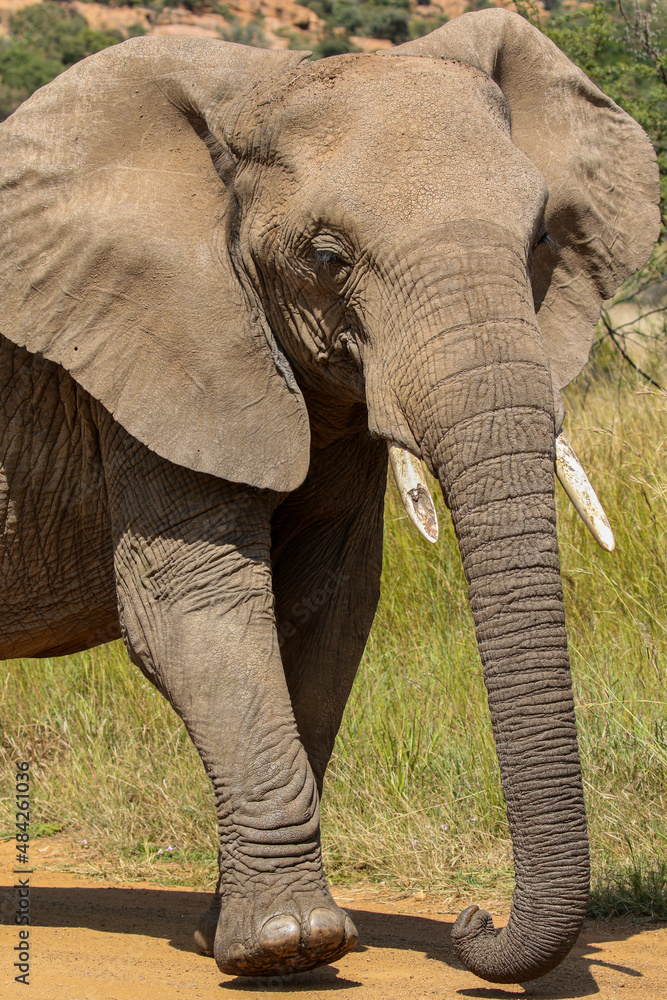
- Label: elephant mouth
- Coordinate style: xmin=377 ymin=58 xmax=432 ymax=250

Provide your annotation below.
xmin=388 ymin=434 xmax=615 ymax=552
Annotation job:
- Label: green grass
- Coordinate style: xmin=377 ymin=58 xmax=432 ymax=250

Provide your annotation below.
xmin=0 ymin=360 xmax=666 ymax=916
xmin=588 ymin=858 xmax=667 ymax=919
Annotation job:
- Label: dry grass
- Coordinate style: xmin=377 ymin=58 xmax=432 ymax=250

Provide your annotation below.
xmin=1 ymin=357 xmax=666 ymax=915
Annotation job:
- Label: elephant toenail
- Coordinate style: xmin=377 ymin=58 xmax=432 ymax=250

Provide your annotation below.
xmin=193 ymin=927 xmax=213 ymax=956
xmin=221 ymin=942 xmax=246 ymax=969
xmin=258 ymin=914 xmax=301 ymax=957
xmin=307 ymin=907 xmax=345 ymax=949
xmin=344 ymin=914 xmax=359 ymax=949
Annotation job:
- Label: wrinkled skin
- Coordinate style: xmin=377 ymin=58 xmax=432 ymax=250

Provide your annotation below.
xmin=0 ymin=10 xmax=659 ymax=985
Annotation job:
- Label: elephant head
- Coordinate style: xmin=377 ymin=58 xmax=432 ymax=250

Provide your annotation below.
xmin=0 ymin=10 xmax=659 ymax=984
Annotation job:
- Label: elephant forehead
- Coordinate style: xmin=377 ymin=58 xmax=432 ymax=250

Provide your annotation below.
xmin=264 ymin=59 xmax=546 ymax=244
xmin=270 ymin=55 xmax=510 ymax=147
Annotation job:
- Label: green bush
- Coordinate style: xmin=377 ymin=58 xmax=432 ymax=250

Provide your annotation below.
xmin=362 ymin=5 xmax=410 ymax=42
xmin=303 ymin=0 xmax=442 ymax=46
xmin=0 ymin=2 xmax=119 ymax=120
xmin=328 ymin=0 xmax=410 ymax=42
xmin=10 ymin=2 xmax=120 ymax=59
xmin=312 ymin=31 xmax=357 ymax=57
xmin=0 ymin=41 xmax=63 ymax=95
xmin=222 ymin=16 xmax=268 ymax=47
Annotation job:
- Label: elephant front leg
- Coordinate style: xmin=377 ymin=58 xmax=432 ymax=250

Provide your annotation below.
xmin=172 ymin=601 xmax=357 ymax=975
xmin=271 ymin=428 xmax=388 ymax=791
xmin=99 ymin=421 xmax=357 ymax=976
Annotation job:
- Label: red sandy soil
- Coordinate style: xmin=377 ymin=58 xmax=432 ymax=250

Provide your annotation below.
xmin=1 ymin=838 xmax=667 ymax=999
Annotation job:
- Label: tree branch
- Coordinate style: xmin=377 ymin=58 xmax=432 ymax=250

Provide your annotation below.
xmin=600 ymin=311 xmax=664 ymax=389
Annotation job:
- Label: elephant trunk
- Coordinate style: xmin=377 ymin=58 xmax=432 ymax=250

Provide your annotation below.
xmin=442 ymin=417 xmax=589 ymax=983
xmin=424 ymin=348 xmax=589 ymax=982
xmin=377 ymin=292 xmax=590 ymax=981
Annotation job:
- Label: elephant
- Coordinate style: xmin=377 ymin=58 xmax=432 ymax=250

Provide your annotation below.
xmin=0 ymin=8 xmax=659 ymax=985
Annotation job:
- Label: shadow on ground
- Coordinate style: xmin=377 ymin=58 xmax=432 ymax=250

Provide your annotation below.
xmin=0 ymin=881 xmax=656 ymax=997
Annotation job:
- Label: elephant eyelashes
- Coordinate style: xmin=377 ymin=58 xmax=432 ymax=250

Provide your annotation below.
xmin=532 ymin=223 xmax=550 ymax=251
xmin=315 ymin=249 xmax=340 ymax=267
xmin=314 ymin=249 xmax=350 ymax=281
xmin=311 ymin=238 xmax=351 ymax=279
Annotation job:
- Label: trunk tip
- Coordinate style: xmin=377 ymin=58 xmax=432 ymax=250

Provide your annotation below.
xmin=451 ymin=903 xmax=582 ymax=984
xmin=453 ymin=903 xmax=480 ymax=931
xmin=451 ymin=905 xmax=495 ymax=963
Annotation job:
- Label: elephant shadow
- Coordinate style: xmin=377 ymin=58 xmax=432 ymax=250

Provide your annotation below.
xmin=343 ymin=907 xmax=644 ymax=1000
xmin=0 ymin=881 xmax=651 ymax=996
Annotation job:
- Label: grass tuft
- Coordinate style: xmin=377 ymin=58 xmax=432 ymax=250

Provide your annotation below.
xmin=589 ymin=858 xmax=667 ymax=920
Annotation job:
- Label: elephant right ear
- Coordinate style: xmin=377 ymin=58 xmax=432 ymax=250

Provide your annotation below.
xmin=0 ymin=37 xmax=311 ymax=492
xmin=391 ymin=9 xmax=661 ymax=391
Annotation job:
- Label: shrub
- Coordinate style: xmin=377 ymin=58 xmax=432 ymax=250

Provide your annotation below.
xmin=0 ymin=2 xmax=119 ymax=120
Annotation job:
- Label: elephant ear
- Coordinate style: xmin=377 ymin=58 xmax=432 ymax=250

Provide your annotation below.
xmin=0 ymin=37 xmax=311 ymax=491
xmin=390 ymin=9 xmax=661 ymax=389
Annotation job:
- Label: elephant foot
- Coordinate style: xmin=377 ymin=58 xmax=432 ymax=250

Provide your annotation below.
xmin=197 ymin=890 xmax=358 ymax=976
xmin=194 ymin=893 xmax=221 ymax=956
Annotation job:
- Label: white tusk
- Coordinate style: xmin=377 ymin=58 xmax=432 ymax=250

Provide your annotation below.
xmin=387 ymin=442 xmax=439 ymax=543
xmin=555 ymin=432 xmax=615 ymax=552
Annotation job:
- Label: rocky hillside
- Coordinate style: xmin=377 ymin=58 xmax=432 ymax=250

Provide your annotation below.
xmin=0 ymin=0 xmax=519 ymax=55
xmin=0 ymin=0 xmax=525 ymax=118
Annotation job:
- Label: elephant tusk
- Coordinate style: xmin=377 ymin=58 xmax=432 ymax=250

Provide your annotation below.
xmin=555 ymin=432 xmax=615 ymax=552
xmin=387 ymin=442 xmax=439 ymax=543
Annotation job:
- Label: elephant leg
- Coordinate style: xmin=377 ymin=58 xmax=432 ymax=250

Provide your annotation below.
xmin=96 ymin=413 xmax=357 ymax=976
xmin=195 ymin=427 xmax=387 ymax=969
xmin=271 ymin=429 xmax=388 ymax=791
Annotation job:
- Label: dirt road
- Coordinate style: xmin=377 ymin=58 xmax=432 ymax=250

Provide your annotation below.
xmin=1 ymin=839 xmax=666 ymax=999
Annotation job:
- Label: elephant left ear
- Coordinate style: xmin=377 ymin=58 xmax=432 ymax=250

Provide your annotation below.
xmin=389 ymin=9 xmax=661 ymax=389
xmin=0 ymin=37 xmax=311 ymax=491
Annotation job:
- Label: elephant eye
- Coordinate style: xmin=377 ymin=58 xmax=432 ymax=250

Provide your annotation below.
xmin=533 ymin=222 xmax=550 ymax=251
xmin=315 ymin=249 xmax=341 ymax=267
xmin=311 ymin=236 xmax=351 ymax=279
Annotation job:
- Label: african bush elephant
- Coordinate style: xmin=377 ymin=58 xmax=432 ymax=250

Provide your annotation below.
xmin=0 ymin=8 xmax=659 ymax=984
